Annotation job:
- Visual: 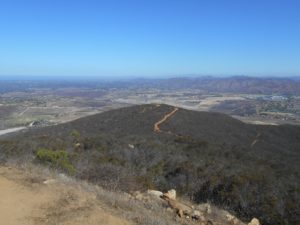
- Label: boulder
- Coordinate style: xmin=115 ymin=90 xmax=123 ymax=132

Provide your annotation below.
xmin=147 ymin=190 xmax=163 ymax=198
xmin=226 ymin=213 xmax=239 ymax=224
xmin=197 ymin=203 xmax=212 ymax=214
xmin=164 ymin=189 xmax=176 ymax=200
xmin=191 ymin=210 xmax=205 ymax=221
xmin=226 ymin=214 xmax=235 ymax=221
xmin=248 ymin=218 xmax=260 ymax=225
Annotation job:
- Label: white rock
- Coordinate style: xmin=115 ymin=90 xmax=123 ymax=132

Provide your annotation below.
xmin=164 ymin=189 xmax=176 ymax=200
xmin=226 ymin=213 xmax=239 ymax=224
xmin=75 ymin=143 xmax=81 ymax=148
xmin=128 ymin=144 xmax=135 ymax=149
xmin=207 ymin=204 xmax=212 ymax=214
xmin=248 ymin=218 xmax=260 ymax=225
xmin=43 ymin=179 xmax=56 ymax=184
xmin=147 ymin=190 xmax=163 ymax=198
xmin=226 ymin=213 xmax=235 ymax=221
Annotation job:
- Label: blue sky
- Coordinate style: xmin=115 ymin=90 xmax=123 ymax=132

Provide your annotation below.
xmin=0 ymin=0 xmax=299 ymax=78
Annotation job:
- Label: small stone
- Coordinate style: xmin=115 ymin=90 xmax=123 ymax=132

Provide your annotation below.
xmin=128 ymin=144 xmax=134 ymax=149
xmin=43 ymin=179 xmax=56 ymax=184
xmin=205 ymin=203 xmax=212 ymax=214
xmin=248 ymin=218 xmax=260 ymax=225
xmin=75 ymin=143 xmax=81 ymax=148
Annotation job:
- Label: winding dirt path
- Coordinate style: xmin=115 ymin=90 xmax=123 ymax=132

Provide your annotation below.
xmin=154 ymin=107 xmax=179 ymax=133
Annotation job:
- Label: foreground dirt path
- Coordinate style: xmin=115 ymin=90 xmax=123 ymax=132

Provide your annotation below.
xmin=0 ymin=173 xmax=53 ymax=225
xmin=0 ymin=166 xmax=132 ymax=225
xmin=154 ymin=107 xmax=179 ymax=132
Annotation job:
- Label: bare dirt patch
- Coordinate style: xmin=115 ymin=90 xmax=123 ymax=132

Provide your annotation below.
xmin=0 ymin=166 xmax=132 ymax=225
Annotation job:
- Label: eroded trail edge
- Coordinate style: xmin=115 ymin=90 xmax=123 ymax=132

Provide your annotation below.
xmin=0 ymin=166 xmax=132 ymax=225
xmin=154 ymin=107 xmax=179 ymax=133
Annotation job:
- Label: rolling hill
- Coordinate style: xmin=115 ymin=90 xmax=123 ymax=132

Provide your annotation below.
xmin=0 ymin=104 xmax=299 ymax=225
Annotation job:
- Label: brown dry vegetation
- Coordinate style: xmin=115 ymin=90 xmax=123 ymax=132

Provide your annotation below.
xmin=0 ymin=104 xmax=299 ymax=225
xmin=1 ymin=164 xmax=237 ymax=225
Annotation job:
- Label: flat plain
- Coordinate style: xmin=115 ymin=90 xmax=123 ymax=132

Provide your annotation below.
xmin=1 ymin=77 xmax=300 ymax=131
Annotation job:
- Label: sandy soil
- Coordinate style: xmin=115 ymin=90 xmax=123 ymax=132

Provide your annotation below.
xmin=0 ymin=166 xmax=132 ymax=225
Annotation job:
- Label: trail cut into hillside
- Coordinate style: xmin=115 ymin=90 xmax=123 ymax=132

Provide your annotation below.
xmin=154 ymin=107 xmax=179 ymax=132
xmin=0 ymin=166 xmax=132 ymax=225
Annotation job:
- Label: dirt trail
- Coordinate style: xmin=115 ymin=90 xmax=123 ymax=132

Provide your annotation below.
xmin=0 ymin=166 xmax=132 ymax=225
xmin=154 ymin=107 xmax=179 ymax=133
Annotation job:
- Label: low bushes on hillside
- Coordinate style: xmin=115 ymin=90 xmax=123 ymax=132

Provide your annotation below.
xmin=36 ymin=148 xmax=76 ymax=175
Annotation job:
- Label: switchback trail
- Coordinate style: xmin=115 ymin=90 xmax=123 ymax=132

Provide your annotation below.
xmin=154 ymin=107 xmax=179 ymax=133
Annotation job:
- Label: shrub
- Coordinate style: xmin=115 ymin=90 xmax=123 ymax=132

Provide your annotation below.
xmin=70 ymin=129 xmax=81 ymax=140
xmin=36 ymin=148 xmax=76 ymax=175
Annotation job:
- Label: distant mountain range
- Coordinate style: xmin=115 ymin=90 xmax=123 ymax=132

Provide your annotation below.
xmin=1 ymin=104 xmax=299 ymax=225
xmin=1 ymin=76 xmax=300 ymax=95
xmin=125 ymin=76 xmax=300 ymax=95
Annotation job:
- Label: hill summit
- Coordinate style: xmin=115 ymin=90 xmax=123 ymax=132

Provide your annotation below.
xmin=0 ymin=104 xmax=299 ymax=225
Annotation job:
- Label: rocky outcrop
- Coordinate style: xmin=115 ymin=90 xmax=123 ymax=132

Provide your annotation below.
xmin=133 ymin=189 xmax=261 ymax=225
xmin=164 ymin=189 xmax=176 ymax=200
xmin=161 ymin=193 xmax=193 ymax=218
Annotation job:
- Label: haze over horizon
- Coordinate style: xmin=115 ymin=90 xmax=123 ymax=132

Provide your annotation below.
xmin=0 ymin=0 xmax=299 ymax=78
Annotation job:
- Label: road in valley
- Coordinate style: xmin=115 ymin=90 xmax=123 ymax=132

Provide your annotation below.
xmin=0 ymin=127 xmax=27 ymax=136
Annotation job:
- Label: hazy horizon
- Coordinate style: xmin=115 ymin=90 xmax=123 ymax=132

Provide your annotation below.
xmin=1 ymin=74 xmax=300 ymax=82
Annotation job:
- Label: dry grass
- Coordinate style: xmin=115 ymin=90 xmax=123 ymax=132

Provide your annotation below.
xmin=4 ymin=162 xmax=185 ymax=225
xmin=1 ymin=162 xmax=252 ymax=225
